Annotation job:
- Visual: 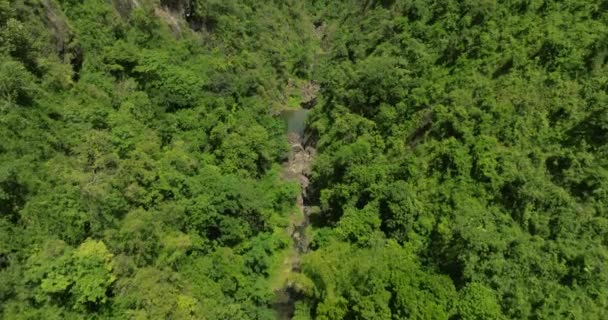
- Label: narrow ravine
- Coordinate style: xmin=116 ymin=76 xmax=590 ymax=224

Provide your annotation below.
xmin=273 ymin=13 xmax=324 ymax=318
xmin=274 ymin=112 xmax=316 ymax=319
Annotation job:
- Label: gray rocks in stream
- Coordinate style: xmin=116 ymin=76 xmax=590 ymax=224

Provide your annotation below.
xmin=284 ymin=132 xmax=314 ymax=184
xmin=275 ymin=131 xmax=315 ymax=320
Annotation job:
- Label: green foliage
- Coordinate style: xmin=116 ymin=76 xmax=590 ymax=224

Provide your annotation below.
xmin=301 ymin=241 xmax=457 ymax=319
xmin=0 ymin=0 xmax=308 ymax=318
xmin=301 ymin=0 xmax=608 ymax=318
xmin=457 ymin=282 xmax=504 ymax=320
xmin=2 ymin=0 xmax=608 ymax=319
xmin=113 ymin=267 xmax=203 ymax=319
xmin=0 ymin=59 xmax=37 ymax=106
xmin=25 ymin=239 xmax=115 ymax=311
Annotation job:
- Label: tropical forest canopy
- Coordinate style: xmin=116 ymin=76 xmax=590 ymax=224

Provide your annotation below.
xmin=0 ymin=0 xmax=607 ymax=319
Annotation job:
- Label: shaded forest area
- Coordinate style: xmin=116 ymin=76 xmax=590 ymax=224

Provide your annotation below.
xmin=1 ymin=0 xmax=608 ymax=319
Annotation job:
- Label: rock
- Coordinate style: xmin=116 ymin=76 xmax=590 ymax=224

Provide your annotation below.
xmin=298 ymin=175 xmax=309 ymax=190
xmin=291 ymin=143 xmax=304 ymax=153
xmin=287 ymin=132 xmax=301 ymax=145
xmin=305 ymin=146 xmax=316 ymax=157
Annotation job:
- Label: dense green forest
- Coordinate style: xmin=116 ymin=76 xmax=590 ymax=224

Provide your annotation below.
xmin=1 ymin=0 xmax=608 ymax=319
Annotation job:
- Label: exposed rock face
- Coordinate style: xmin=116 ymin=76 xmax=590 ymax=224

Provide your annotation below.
xmin=300 ymin=81 xmax=319 ymax=109
xmin=112 ymin=0 xmax=190 ymax=38
xmin=284 ymin=132 xmax=314 ymax=203
xmin=159 ymin=0 xmax=190 ymax=12
xmin=42 ymin=0 xmax=71 ymax=56
xmin=112 ymin=0 xmax=141 ymax=17
xmin=275 ymin=131 xmax=315 ymax=319
xmin=283 ymin=79 xmax=320 ymax=110
xmin=41 ymin=0 xmax=83 ymax=79
xmin=284 ymin=131 xmax=314 ymax=212
xmin=154 ymin=6 xmax=183 ymax=38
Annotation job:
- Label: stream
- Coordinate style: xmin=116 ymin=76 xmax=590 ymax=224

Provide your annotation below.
xmin=274 ymin=107 xmax=314 ymax=319
xmin=281 ymin=108 xmax=310 ymax=138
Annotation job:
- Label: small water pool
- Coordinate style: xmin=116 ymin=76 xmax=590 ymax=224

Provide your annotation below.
xmin=280 ymin=108 xmax=309 ymax=137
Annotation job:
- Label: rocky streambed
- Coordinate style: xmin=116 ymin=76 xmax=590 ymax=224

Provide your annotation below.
xmin=274 ymin=121 xmax=316 ymax=319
